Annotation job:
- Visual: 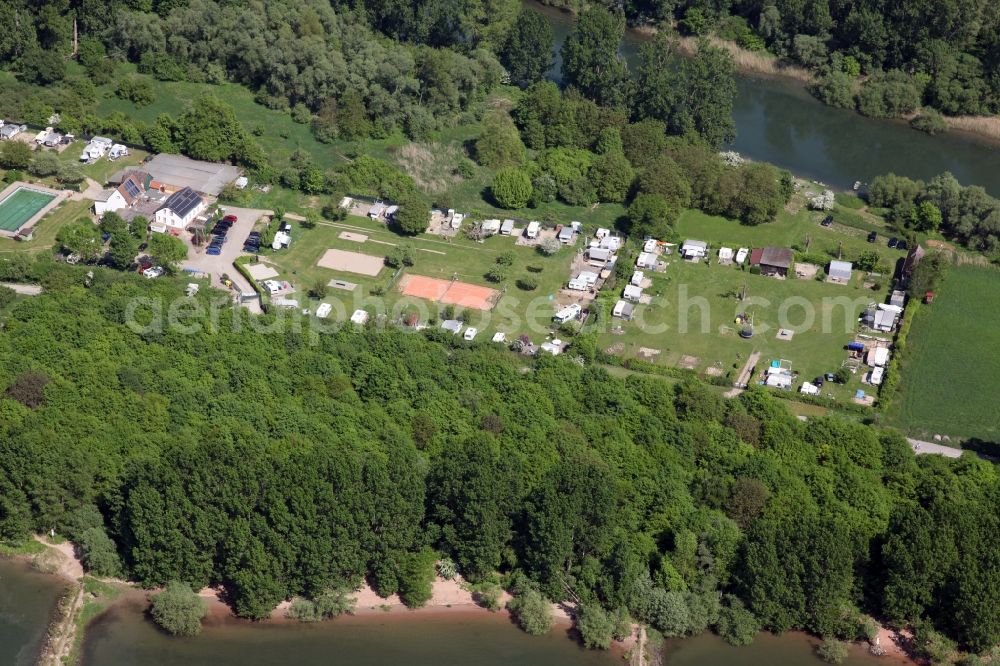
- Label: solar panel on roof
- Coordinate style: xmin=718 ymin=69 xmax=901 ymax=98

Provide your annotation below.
xmin=122 ymin=179 xmax=141 ymax=198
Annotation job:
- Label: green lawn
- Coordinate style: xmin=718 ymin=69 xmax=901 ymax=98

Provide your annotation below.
xmin=262 ymin=214 xmax=576 ymax=338
xmin=598 ymin=255 xmax=888 ymax=401
xmin=887 ymin=265 xmax=1000 ymax=442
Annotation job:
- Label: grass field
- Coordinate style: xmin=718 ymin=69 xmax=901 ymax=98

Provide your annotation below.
xmin=598 ymin=256 xmax=888 ymax=401
xmin=263 ymin=214 xmax=576 ymax=338
xmin=888 ymin=266 xmax=1000 ymax=442
xmin=0 ymin=187 xmax=55 ymax=232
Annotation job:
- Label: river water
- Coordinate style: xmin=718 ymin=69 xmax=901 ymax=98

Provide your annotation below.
xmin=0 ymin=558 xmax=67 ymax=666
xmin=528 ymin=0 xmax=1000 ymax=195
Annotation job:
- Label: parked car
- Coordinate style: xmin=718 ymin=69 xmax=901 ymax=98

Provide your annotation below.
xmin=887 ymin=237 xmax=898 ymax=248
xmin=897 ymin=240 xmax=908 ymax=251
xmin=206 ymin=244 xmax=223 ymax=256
xmin=212 ymin=234 xmax=227 ymax=245
xmin=142 ymin=266 xmax=164 ymax=279
xmin=243 ymin=241 xmax=260 ymax=253
xmin=223 ymin=214 xmax=237 ymax=223
xmin=867 ymin=231 xmax=878 ymax=243
xmin=211 ymin=222 xmax=231 ymax=236
xmin=820 ymin=215 xmax=833 ymax=227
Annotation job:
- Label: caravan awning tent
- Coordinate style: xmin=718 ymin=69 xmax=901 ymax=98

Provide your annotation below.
xmin=867 ymin=346 xmax=890 ymax=367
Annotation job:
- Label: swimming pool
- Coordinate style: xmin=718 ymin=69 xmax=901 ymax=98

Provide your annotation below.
xmin=0 ymin=186 xmax=58 ymax=234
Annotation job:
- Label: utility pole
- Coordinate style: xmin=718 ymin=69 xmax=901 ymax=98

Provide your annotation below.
xmin=72 ymin=18 xmax=78 ymax=58
xmin=837 ymin=240 xmax=843 ymax=260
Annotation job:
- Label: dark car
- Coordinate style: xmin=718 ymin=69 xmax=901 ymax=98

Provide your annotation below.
xmin=211 ymin=223 xmax=230 ymax=236
xmin=813 ymin=376 xmax=825 ymax=387
xmin=867 ymin=231 xmax=878 ymax=243
xmin=897 ymin=240 xmax=908 ymax=251
xmin=820 ymin=215 xmax=833 ymax=227
xmin=888 ymin=237 xmax=898 ymax=248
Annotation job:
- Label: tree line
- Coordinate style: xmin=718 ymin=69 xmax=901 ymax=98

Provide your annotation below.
xmin=0 ymin=259 xmax=998 ymax=656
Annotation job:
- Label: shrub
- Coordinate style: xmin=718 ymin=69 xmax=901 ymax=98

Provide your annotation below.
xmin=472 ymin=582 xmax=503 ymax=611
xmin=385 ymin=244 xmax=415 ymax=269
xmin=817 ymin=639 xmax=849 ymax=664
xmin=538 ymin=237 xmax=561 ymax=256
xmin=485 ymin=265 xmax=508 ymax=283
xmin=150 ymin=582 xmax=207 ymax=637
xmin=516 ymin=276 xmax=538 ymax=291
xmin=716 ymin=596 xmax=759 ymax=646
xmin=398 ymin=547 xmax=437 ymax=608
xmin=810 ymin=72 xmax=855 ymax=109
xmin=857 ymin=70 xmax=921 ymax=119
xmin=309 ymin=281 xmax=328 ymax=299
xmin=507 ymin=588 xmax=553 ymax=635
xmin=78 ymin=526 xmax=123 ymax=578
xmin=437 ymin=557 xmax=457 ymax=580
xmin=910 ymin=110 xmax=948 ymax=135
xmin=116 ymin=76 xmax=155 ymax=106
xmin=492 ymin=168 xmax=533 ymax=209
xmin=496 ymin=251 xmax=515 ymax=266
xmin=576 ymin=603 xmax=615 ymax=649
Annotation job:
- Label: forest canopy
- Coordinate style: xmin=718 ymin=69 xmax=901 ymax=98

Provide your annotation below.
xmin=0 ymin=259 xmax=997 ymax=653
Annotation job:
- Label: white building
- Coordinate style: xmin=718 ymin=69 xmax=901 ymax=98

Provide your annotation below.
xmin=153 ymin=187 xmax=205 ymax=232
xmin=94 ymin=172 xmax=145 ymax=216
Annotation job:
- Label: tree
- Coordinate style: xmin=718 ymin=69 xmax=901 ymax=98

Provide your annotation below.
xmin=117 ymin=76 xmax=155 ymax=106
xmin=398 ymin=547 xmax=437 ymax=608
xmin=178 ymin=95 xmax=262 ymax=167
xmin=29 ymin=152 xmax=62 ymax=178
xmin=717 ymin=596 xmax=760 ymax=646
xmin=857 ymin=70 xmax=921 ymax=119
xmin=18 ymin=47 xmax=66 ymax=84
xmin=499 ymin=9 xmax=553 ymax=89
xmin=817 ymin=639 xmax=849 ymax=664
xmin=634 ymin=37 xmax=737 ymax=149
xmin=475 ymin=112 xmax=526 ymax=168
xmin=810 ymin=72 xmax=856 ymax=109
xmin=508 ymin=587 xmax=553 ymax=635
xmin=0 ymin=141 xmax=32 ymax=170
xmin=627 ymin=194 xmax=678 ymax=240
xmin=393 ymin=192 xmax=431 ymax=235
xmin=79 ymin=526 xmax=124 ymax=578
xmin=148 ymin=233 xmax=188 ymax=271
xmin=491 ymin=168 xmax=532 ymax=209
xmin=589 ymin=151 xmax=634 ymax=203
xmin=637 ymin=156 xmax=692 ymax=208
xmin=57 ymin=163 xmax=84 ymax=185
xmin=560 ymin=7 xmax=629 ymax=107
xmin=151 ymin=582 xmax=207 ymax=637
xmin=855 ymin=250 xmax=880 ymax=272
xmin=57 ymin=221 xmax=103 ymax=261
xmin=913 ymin=201 xmax=942 ymax=232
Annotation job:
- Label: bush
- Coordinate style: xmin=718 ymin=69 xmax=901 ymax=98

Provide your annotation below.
xmin=810 ymin=72 xmax=856 ymax=109
xmin=397 ymin=547 xmax=437 ymax=608
xmin=716 ymin=596 xmax=759 ymax=646
xmin=471 ymin=582 xmax=503 ymax=611
xmin=496 ymin=251 xmax=515 ymax=266
xmin=150 ymin=582 xmax=207 ymax=637
xmin=516 ymin=276 xmax=538 ymax=291
xmin=538 ymin=237 xmax=561 ymax=256
xmin=857 ymin=70 xmax=921 ymax=119
xmin=576 ymin=603 xmax=615 ymax=649
xmin=116 ymin=76 xmax=155 ymax=106
xmin=437 ymin=557 xmax=457 ymax=580
xmin=485 ymin=265 xmax=508 ymax=283
xmin=288 ymin=589 xmax=356 ymax=621
xmin=816 ymin=639 xmax=849 ymax=664
xmin=910 ymin=110 xmax=948 ymax=135
xmin=492 ymin=168 xmax=532 ymax=209
xmin=385 ymin=244 xmax=415 ymax=269
xmin=507 ymin=588 xmax=553 ymax=635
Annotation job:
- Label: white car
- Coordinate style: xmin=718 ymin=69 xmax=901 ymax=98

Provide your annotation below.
xmin=142 ymin=266 xmax=164 ymax=279
xmin=463 ymin=327 xmax=478 ymax=341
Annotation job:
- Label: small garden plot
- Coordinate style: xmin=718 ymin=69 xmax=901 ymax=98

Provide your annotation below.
xmin=317 ymin=249 xmax=385 ymax=276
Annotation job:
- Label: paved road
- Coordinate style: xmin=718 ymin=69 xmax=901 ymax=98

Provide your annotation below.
xmin=907 ymin=438 xmax=965 ymax=458
xmin=181 ymin=206 xmax=265 ymax=313
xmin=0 ymin=282 xmax=42 ymax=295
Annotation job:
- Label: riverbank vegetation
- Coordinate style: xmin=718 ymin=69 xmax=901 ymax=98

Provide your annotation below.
xmin=0 ymin=260 xmax=997 ymax=659
xmin=535 ymin=0 xmax=1000 ymax=122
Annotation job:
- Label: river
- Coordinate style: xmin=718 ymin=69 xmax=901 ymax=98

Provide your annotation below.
xmin=528 ymin=0 xmax=1000 ymax=195
xmin=0 ymin=558 xmax=67 ymax=666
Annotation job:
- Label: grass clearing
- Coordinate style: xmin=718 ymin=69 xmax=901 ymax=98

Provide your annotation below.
xmin=598 ymin=256 xmax=887 ymax=401
xmin=263 ymin=214 xmax=575 ymax=338
xmin=887 ymin=265 xmax=1000 ymax=442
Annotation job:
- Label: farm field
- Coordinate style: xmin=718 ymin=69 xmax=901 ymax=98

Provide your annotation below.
xmin=887 ymin=265 xmax=1000 ymax=443
xmin=261 ymin=214 xmax=576 ymax=339
xmin=598 ymin=255 xmax=889 ymax=401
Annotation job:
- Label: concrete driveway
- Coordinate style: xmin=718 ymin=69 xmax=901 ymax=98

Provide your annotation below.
xmin=181 ymin=206 xmax=266 ymax=311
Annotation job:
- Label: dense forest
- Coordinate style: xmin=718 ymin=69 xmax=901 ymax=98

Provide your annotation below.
xmin=0 ymin=258 xmax=998 ymax=657
xmin=535 ymin=0 xmax=1000 ymax=119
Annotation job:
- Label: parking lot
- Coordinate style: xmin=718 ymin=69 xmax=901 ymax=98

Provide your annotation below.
xmin=181 ymin=206 xmax=266 ymax=307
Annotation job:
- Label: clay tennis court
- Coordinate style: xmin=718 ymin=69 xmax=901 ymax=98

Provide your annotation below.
xmin=398 ymin=274 xmax=500 ymax=311
xmin=316 ymin=249 xmax=385 ymax=276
